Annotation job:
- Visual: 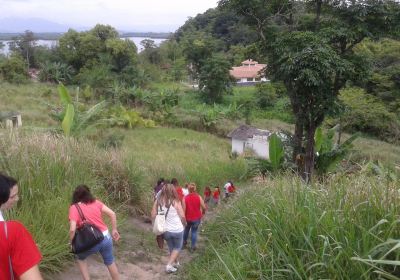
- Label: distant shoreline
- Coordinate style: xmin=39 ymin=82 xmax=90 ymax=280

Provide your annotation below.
xmin=0 ymin=32 xmax=172 ymax=41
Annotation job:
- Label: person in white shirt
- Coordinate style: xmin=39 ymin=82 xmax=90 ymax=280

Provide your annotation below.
xmin=223 ymin=181 xmax=232 ymax=199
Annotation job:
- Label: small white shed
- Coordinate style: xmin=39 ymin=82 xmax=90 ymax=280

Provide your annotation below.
xmin=227 ymin=125 xmax=271 ymax=159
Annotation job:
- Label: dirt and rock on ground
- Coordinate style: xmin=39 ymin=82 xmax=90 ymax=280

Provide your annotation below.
xmin=49 ymin=200 xmax=226 ymax=280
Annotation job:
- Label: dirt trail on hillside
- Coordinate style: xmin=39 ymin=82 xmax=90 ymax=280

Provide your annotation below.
xmin=49 ymin=205 xmax=220 ymax=280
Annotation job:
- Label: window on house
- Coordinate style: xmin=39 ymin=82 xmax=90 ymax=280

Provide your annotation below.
xmin=255 ymin=77 xmax=261 ymax=81
xmin=247 ymin=78 xmax=253 ymax=82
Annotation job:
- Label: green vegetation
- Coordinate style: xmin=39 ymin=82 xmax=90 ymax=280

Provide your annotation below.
xmin=0 ymin=1 xmax=400 ymax=278
xmin=185 ymin=173 xmax=400 ymax=279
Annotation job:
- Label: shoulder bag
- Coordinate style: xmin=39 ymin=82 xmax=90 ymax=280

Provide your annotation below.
xmin=152 ymin=201 xmax=172 ymax=235
xmin=71 ymin=203 xmax=104 ymax=254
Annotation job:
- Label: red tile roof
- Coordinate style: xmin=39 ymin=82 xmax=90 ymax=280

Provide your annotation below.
xmin=230 ymin=63 xmax=267 ymax=79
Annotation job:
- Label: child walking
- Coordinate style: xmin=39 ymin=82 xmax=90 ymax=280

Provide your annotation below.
xmin=212 ymin=186 xmax=220 ymax=205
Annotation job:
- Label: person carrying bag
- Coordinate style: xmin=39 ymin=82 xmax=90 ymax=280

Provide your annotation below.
xmin=71 ymin=204 xmax=104 ymax=254
xmin=151 ymin=184 xmax=186 ymax=273
xmin=153 ymin=201 xmax=172 ymax=249
xmin=68 ymin=185 xmax=120 ymax=280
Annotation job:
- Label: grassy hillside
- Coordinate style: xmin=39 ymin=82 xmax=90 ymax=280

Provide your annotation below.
xmin=185 ymin=174 xmax=400 ymax=279
xmin=0 ymin=126 xmax=246 ymax=273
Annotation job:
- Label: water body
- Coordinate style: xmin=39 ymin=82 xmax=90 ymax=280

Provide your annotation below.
xmin=0 ymin=37 xmax=166 ymax=55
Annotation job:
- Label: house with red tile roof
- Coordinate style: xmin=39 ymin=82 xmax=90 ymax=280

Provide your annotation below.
xmin=229 ymin=59 xmax=268 ymax=85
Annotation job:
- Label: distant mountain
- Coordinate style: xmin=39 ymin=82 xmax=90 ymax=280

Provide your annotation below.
xmin=0 ymin=17 xmax=85 ymax=33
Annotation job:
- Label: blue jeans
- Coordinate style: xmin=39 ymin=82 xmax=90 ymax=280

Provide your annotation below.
xmin=183 ymin=219 xmax=201 ymax=249
xmin=164 ymin=231 xmax=184 ymax=253
xmin=76 ymin=234 xmax=115 ymax=266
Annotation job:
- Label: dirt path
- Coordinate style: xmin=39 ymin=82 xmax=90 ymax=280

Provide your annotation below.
xmin=50 ymin=206 xmax=217 ymax=280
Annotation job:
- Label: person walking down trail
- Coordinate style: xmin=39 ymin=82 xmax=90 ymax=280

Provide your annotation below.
xmin=69 ymin=185 xmax=121 ymax=280
xmin=151 ymin=184 xmax=187 ymax=273
xmin=223 ymin=181 xmax=234 ymax=199
xmin=171 ymin=178 xmax=185 ymax=203
xmin=154 ymin=178 xmax=165 ymax=200
xmin=203 ymin=186 xmax=211 ymax=206
xmin=212 ymin=186 xmax=220 ymax=205
xmin=0 ymin=173 xmax=43 ymax=280
xmin=183 ymin=183 xmax=206 ymax=252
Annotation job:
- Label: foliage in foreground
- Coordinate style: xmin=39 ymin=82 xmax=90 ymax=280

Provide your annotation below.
xmin=185 ymin=174 xmax=400 ymax=279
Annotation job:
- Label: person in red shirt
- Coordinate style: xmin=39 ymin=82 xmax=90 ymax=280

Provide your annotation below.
xmin=0 ymin=221 xmax=43 ymax=280
xmin=183 ymin=183 xmax=206 ymax=252
xmin=212 ymin=186 xmax=220 ymax=205
xmin=0 ymin=173 xmax=43 ymax=280
xmin=171 ymin=178 xmax=184 ymax=203
xmin=203 ymin=186 xmax=211 ymax=205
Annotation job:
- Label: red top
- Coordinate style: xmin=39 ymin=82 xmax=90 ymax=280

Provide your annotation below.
xmin=204 ymin=189 xmax=211 ymax=198
xmin=176 ymin=187 xmax=184 ymax=201
xmin=0 ymin=221 xmax=42 ymax=280
xmin=69 ymin=200 xmax=108 ymax=232
xmin=184 ymin=193 xmax=202 ymax=221
xmin=213 ymin=189 xmax=220 ymax=199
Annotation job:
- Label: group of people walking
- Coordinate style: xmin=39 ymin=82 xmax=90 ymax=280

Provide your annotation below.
xmin=1 ymin=171 xmax=237 ymax=279
xmin=151 ymin=178 xmax=206 ymax=273
xmin=151 ymin=178 xmax=236 ymax=273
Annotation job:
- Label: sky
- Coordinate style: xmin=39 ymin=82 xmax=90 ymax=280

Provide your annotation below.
xmin=0 ymin=0 xmax=219 ymax=32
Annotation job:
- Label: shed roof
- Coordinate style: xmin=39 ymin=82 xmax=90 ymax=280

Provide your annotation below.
xmin=227 ymin=125 xmax=270 ymax=140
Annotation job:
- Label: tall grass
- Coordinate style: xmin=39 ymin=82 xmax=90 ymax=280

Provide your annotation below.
xmin=118 ymin=127 xmax=247 ymax=189
xmin=185 ymin=174 xmax=400 ymax=279
xmin=0 ymin=130 xmax=143 ymax=273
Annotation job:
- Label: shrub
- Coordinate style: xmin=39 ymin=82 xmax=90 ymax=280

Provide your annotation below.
xmin=337 ymin=87 xmax=400 ymax=142
xmin=0 ymin=54 xmax=29 ymax=83
xmin=255 ymin=82 xmax=278 ymax=108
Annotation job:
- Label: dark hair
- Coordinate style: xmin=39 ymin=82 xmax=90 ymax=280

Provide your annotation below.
xmin=171 ymin=178 xmax=178 ymax=186
xmin=157 ymin=178 xmax=165 ymax=186
xmin=0 ymin=173 xmax=17 ymax=206
xmin=72 ymin=185 xmax=95 ymax=204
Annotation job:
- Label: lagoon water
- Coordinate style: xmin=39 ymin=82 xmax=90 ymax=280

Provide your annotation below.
xmin=0 ymin=37 xmax=166 ymax=55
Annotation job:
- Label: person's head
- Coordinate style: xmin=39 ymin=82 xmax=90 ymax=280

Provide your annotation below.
xmin=157 ymin=178 xmax=165 ymax=186
xmin=188 ymin=183 xmax=197 ymax=193
xmin=72 ymin=184 xmax=95 ymax=204
xmin=160 ymin=183 xmax=178 ymax=203
xmin=205 ymin=186 xmax=211 ymax=191
xmin=171 ymin=178 xmax=179 ymax=187
xmin=0 ymin=173 xmax=19 ymax=210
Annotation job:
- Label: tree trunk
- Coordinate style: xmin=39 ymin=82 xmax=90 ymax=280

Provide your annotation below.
xmin=315 ymin=0 xmax=322 ymax=31
xmin=304 ymin=122 xmax=317 ymax=184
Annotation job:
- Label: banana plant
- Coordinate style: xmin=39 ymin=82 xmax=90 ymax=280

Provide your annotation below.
xmin=314 ymin=126 xmax=359 ymax=175
xmin=246 ymin=133 xmax=285 ymax=178
xmin=57 ymin=84 xmax=106 ymax=137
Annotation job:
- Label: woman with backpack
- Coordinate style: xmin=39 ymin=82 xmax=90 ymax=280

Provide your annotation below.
xmin=151 ymin=184 xmax=186 ymax=273
xmin=69 ymin=185 xmax=120 ymax=280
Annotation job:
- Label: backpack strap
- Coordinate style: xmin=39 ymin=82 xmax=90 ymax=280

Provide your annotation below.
xmin=74 ymin=204 xmax=87 ymax=222
xmin=3 ymin=222 xmax=15 ymax=280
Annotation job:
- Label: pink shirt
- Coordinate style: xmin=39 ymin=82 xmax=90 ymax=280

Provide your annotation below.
xmin=68 ymin=200 xmax=108 ymax=232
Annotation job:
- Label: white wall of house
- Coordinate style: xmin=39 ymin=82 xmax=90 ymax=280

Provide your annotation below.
xmin=231 ymin=136 xmax=269 ymax=159
xmin=232 ymin=138 xmax=245 ymax=154
xmin=251 ymin=135 xmax=269 ymax=159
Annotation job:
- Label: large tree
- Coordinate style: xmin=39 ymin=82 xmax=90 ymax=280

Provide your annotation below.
xmin=221 ymin=0 xmax=400 ymax=181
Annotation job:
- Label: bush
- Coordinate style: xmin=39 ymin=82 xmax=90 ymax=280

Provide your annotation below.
xmin=337 ymin=87 xmax=400 ymax=142
xmin=255 ymin=82 xmax=278 ymax=108
xmin=0 ymin=54 xmax=29 ymax=83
